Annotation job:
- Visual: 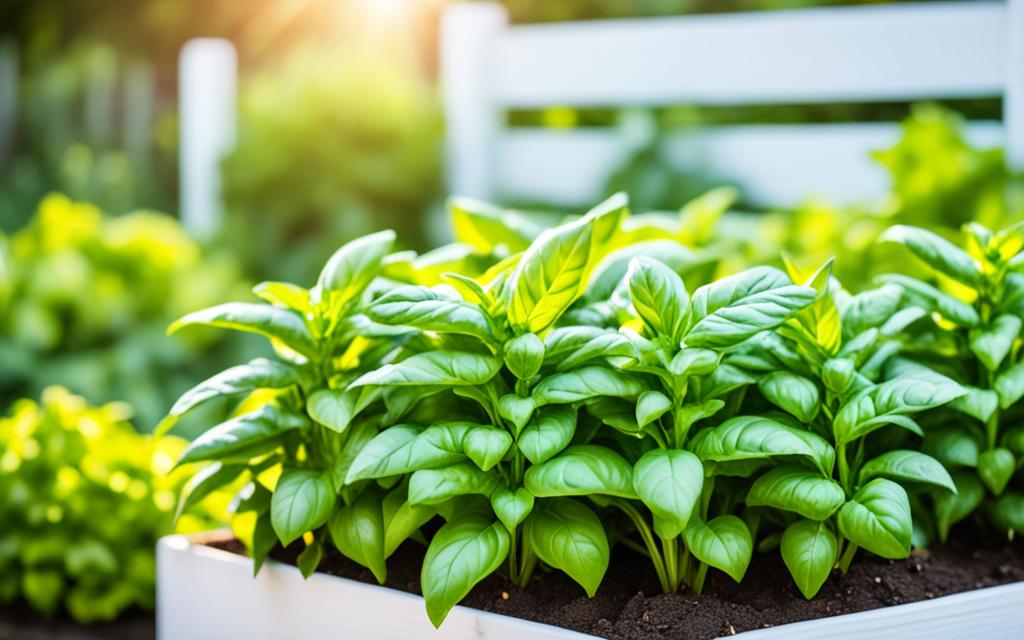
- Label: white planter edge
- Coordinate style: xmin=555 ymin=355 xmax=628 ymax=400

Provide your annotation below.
xmin=157 ymin=532 xmax=1024 ymax=640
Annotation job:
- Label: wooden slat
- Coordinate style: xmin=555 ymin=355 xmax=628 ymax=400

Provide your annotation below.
xmin=496 ymin=122 xmax=1005 ymax=208
xmin=492 ymin=2 xmax=1006 ymax=107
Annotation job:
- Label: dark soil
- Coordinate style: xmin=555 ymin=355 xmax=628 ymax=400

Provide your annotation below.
xmin=0 ymin=611 xmax=154 ymax=640
xmin=207 ymin=530 xmax=1024 ymax=640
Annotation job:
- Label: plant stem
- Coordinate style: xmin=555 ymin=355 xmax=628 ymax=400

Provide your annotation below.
xmin=692 ymin=562 xmax=709 ymax=594
xmin=507 ymin=525 xmax=519 ymax=582
xmin=615 ymin=499 xmax=671 ymax=592
xmin=662 ymin=536 xmax=680 ymax=592
xmin=838 ymin=541 xmax=858 ymax=573
xmin=518 ymin=543 xmax=537 ymax=589
xmin=838 ymin=442 xmax=851 ymax=494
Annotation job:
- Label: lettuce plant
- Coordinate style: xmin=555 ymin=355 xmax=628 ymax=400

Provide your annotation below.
xmin=341 ymin=195 xmax=627 ymax=626
xmin=713 ymin=259 xmax=964 ymax=597
xmin=162 ymin=231 xmax=412 ymax=577
xmin=880 ymin=223 xmax=1024 ymax=538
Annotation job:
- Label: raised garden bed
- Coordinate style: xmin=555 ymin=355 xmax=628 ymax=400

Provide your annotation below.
xmin=158 ymin=531 xmax=1024 ymax=640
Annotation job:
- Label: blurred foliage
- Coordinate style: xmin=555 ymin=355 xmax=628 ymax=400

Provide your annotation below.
xmin=220 ymin=49 xmax=443 ymax=284
xmin=0 ymin=387 xmax=228 ymax=622
xmin=0 ymin=194 xmax=256 ymax=432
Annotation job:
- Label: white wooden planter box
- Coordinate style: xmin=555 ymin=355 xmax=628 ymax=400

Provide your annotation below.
xmin=157 ymin=532 xmax=1024 ymax=640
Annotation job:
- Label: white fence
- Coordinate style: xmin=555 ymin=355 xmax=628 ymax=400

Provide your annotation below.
xmin=441 ymin=1 xmax=1024 ymax=209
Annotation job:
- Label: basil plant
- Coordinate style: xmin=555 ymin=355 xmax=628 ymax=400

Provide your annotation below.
xmin=715 ymin=258 xmax=965 ymax=598
xmin=161 ymin=230 xmax=413 ymax=577
xmin=338 ymin=195 xmax=630 ymax=626
xmin=880 ymin=223 xmax=1024 ymax=539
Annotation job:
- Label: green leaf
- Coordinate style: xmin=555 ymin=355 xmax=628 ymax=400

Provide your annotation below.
xmin=504 ymin=333 xmax=545 ymax=380
xmin=251 ymin=513 xmax=277 ymax=576
xmin=382 ymin=487 xmax=436 ymax=557
xmin=694 ymin=416 xmax=835 ymax=477
xmin=833 ymin=377 xmax=964 ymax=445
xmin=668 ymin=348 xmax=719 ymax=377
xmin=747 ymin=466 xmax=845 ymax=520
xmin=296 ymin=537 xmax=323 ymax=579
xmin=880 ymin=225 xmax=983 ymax=287
xmin=421 ymin=512 xmax=510 ymax=627
xmin=969 ymin=315 xmax=1022 ymax=372
xmin=978 ymin=448 xmax=1016 ymax=495
xmin=923 ymin=428 xmax=981 ymax=468
xmin=174 ymin=462 xmax=247 ymax=525
xmin=632 ymin=449 xmax=704 ymax=539
xmin=491 ymin=487 xmax=535 ymax=530
xmin=368 ymin=285 xmax=495 ymax=342
xmin=684 ymin=267 xmax=816 ymax=348
xmin=506 ymin=193 xmax=626 ymax=334
xmin=497 ymin=395 xmax=535 ymax=433
xmin=518 ymin=406 xmax=577 ymax=465
xmin=990 ymin=491 xmax=1024 ymax=534
xmin=995 ymin=361 xmax=1024 ymax=409
xmin=271 ymin=469 xmax=336 ymax=546
xmin=525 ymin=498 xmax=609 ymax=596
xmin=524 ymin=445 xmax=637 ymax=499
xmin=837 ymin=479 xmax=912 ymax=559
xmin=627 ymin=256 xmax=687 ymax=341
xmin=682 ymin=515 xmax=752 ymax=582
xmin=544 ymin=327 xmax=641 ymax=371
xmin=950 ymin=386 xmax=999 ymax=423
xmin=169 ymin=303 xmax=316 ymax=357
xmin=839 ymin=284 xmax=904 ymax=339
xmin=306 ymin=388 xmax=362 ymax=433
xmin=463 ymin=425 xmax=514 ymax=471
xmin=876 ymin=274 xmax=979 ymax=327
xmin=636 ymin=390 xmax=672 ymax=428
xmin=859 ymin=450 xmax=956 ymax=493
xmin=316 ymin=230 xmax=395 ymax=306
xmin=532 ymin=366 xmax=646 ymax=407
xmin=758 ymin=372 xmax=820 ymax=423
xmin=161 ymin=359 xmax=299 ymax=432
xmin=347 ymin=425 xmax=441 ymax=482
xmin=935 ymin=471 xmax=984 ymax=541
xmin=329 ymin=492 xmax=387 ymax=583
xmin=253 ymin=281 xmax=311 ymax=313
xmin=350 ymin=351 xmax=501 ymax=388
xmin=449 ymin=197 xmax=539 ymax=254
xmin=408 ymin=464 xmax=500 ymax=505
xmin=781 ymin=519 xmax=837 ymax=599
xmin=178 ymin=405 xmax=309 ymax=465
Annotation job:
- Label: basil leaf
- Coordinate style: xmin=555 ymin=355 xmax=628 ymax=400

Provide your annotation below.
xmin=995 ymin=361 xmax=1024 ymax=409
xmin=922 ymin=428 xmax=981 ymax=468
xmin=253 ymin=281 xmax=311 ymax=313
xmin=627 ymin=256 xmax=687 ymax=341
xmin=781 ymin=519 xmax=837 ymax=599
xmin=329 ymin=492 xmax=386 ymax=583
xmin=969 ymin=315 xmax=1022 ymax=372
xmin=632 ymin=449 xmax=703 ymax=539
xmin=408 ymin=463 xmax=500 ymax=505
xmin=858 ymin=450 xmax=956 ymax=493
xmin=880 ymin=225 xmax=983 ymax=287
xmin=169 ymin=302 xmax=316 ymax=357
xmin=449 ymin=197 xmax=539 ymax=255
xmin=950 ymin=386 xmax=999 ymax=423
xmin=758 ymin=372 xmax=820 ymax=423
xmin=347 ymin=425 xmax=443 ymax=482
xmin=682 ymin=515 xmax=752 ymax=582
xmin=497 ymin=395 xmax=535 ymax=433
xmin=636 ymin=390 xmax=672 ymax=428
xmin=935 ymin=471 xmax=984 ymax=541
xmin=840 ymin=284 xmax=904 ymax=339
xmin=316 ymin=229 xmax=395 ymax=306
xmin=504 ymin=332 xmax=545 ymax=380
xmin=296 ymin=537 xmax=323 ymax=579
xmin=350 ymin=351 xmax=501 ymax=388
xmin=746 ymin=466 xmax=846 ymax=521
xmin=306 ymin=388 xmax=361 ymax=434
xmin=506 ymin=193 xmax=625 ymax=334
xmin=833 ymin=377 xmax=964 ymax=445
xmin=525 ymin=498 xmax=609 ymax=597
xmin=178 ymin=405 xmax=309 ymax=465
xmin=532 ymin=366 xmax=646 ymax=407
xmin=684 ymin=267 xmax=816 ymax=348
xmin=524 ymin=445 xmax=637 ymax=499
xmin=173 ymin=462 xmax=247 ymax=525
xmin=421 ymin=512 xmax=509 ymax=627
xmin=368 ymin=285 xmax=495 ymax=342
xmin=978 ymin=448 xmax=1016 ymax=495
xmin=837 ymin=479 xmax=912 ymax=559
xmin=382 ymin=487 xmax=436 ymax=557
xmin=271 ymin=469 xmax=336 ymax=546
xmin=518 ymin=406 xmax=577 ymax=465
xmin=491 ymin=487 xmax=535 ymax=530
xmin=695 ymin=416 xmax=834 ymax=477
xmin=876 ymin=274 xmax=979 ymax=327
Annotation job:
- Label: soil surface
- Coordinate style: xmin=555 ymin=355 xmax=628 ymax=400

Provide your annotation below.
xmin=208 ymin=529 xmax=1024 ymax=640
xmin=0 ymin=611 xmax=154 ymax=640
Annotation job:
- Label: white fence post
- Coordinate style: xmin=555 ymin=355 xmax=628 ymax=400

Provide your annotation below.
xmin=441 ymin=4 xmax=507 ymax=201
xmin=179 ymin=38 xmax=237 ymax=239
xmin=1006 ymin=0 xmax=1024 ymax=172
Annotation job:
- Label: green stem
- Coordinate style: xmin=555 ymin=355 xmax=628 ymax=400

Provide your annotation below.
xmin=838 ymin=442 xmax=851 ymax=494
xmin=985 ymin=369 xmax=999 ymax=450
xmin=518 ymin=543 xmax=537 ymax=589
xmin=692 ymin=562 xmax=709 ymax=594
xmin=838 ymin=541 xmax=858 ymax=573
xmin=662 ymin=536 xmax=680 ymax=592
xmin=507 ymin=525 xmax=519 ymax=582
xmin=615 ymin=500 xmax=671 ymax=593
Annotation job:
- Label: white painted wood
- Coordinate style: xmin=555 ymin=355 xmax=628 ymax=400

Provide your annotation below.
xmin=443 ymin=1 xmax=1024 ymax=207
xmin=179 ymin=38 xmax=237 ymax=239
xmin=492 ymin=2 xmax=1006 ymax=107
xmin=496 ymin=122 xmax=1006 ymax=208
xmin=158 ymin=533 xmax=1024 ymax=640
xmin=441 ymin=4 xmax=508 ymax=200
xmin=157 ymin=533 xmax=596 ymax=640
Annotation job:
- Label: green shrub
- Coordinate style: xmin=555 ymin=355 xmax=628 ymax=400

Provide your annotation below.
xmin=0 ymin=387 xmax=225 ymax=622
xmin=0 ymin=193 xmax=253 ymax=431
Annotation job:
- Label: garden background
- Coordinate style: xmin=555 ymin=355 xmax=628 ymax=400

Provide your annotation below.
xmin=0 ymin=0 xmax=1020 ymax=634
